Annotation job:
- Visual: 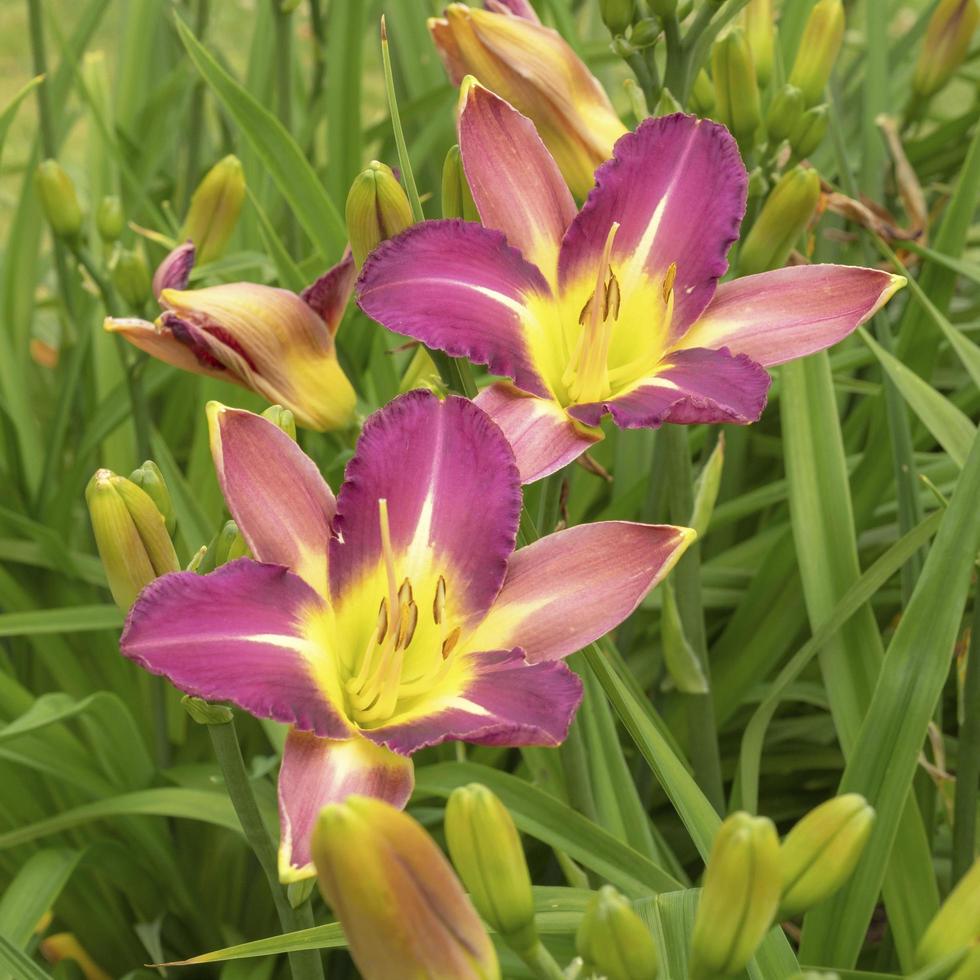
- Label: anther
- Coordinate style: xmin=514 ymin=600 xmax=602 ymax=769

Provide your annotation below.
xmin=433 ymin=575 xmax=447 ymax=625
xmin=662 ymin=262 xmax=677 ymax=303
xmin=442 ymin=626 xmax=462 ymax=660
xmin=397 ymin=601 xmax=419 ymax=650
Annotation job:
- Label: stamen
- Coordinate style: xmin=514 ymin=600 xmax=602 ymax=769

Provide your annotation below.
xmin=662 ymin=262 xmax=677 ymax=303
xmin=378 ymin=499 xmax=399 ymax=615
xmin=433 ymin=575 xmax=447 ymax=625
xmin=442 ymin=625 xmax=462 ymax=660
xmin=396 ymin=600 xmax=419 ymax=650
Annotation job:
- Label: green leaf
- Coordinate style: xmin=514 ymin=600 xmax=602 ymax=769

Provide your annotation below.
xmin=0 ymin=606 xmax=122 ymax=638
xmin=0 ymin=935 xmax=50 ymax=980
xmin=0 ymin=76 xmax=43 ymax=170
xmin=0 ymin=849 xmax=81 ymax=958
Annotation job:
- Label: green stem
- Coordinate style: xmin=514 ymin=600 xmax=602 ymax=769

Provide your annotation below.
xmin=207 ymin=718 xmax=325 ymax=980
xmin=179 ymin=0 xmax=210 ymax=212
xmin=518 ymin=940 xmax=567 ymax=980
xmin=660 ymin=424 xmax=725 ymax=814
xmin=271 ymin=0 xmax=293 ymax=132
xmin=662 ymin=14 xmax=686 ymax=98
xmin=558 ymin=699 xmax=599 ymax=824
xmin=535 ymin=470 xmax=564 ymax=535
xmin=952 ymin=591 xmax=980 ymax=885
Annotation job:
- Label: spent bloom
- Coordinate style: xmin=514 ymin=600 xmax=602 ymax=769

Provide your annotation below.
xmin=119 ymin=391 xmax=692 ymax=880
xmin=357 ymin=82 xmax=904 ymax=483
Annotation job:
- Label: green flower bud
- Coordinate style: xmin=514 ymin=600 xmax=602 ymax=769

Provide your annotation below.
xmin=689 ymin=812 xmax=781 ymax=980
xmin=778 ymin=794 xmax=875 ymax=919
xmin=787 ymin=0 xmax=845 ymax=107
xmin=86 ymin=469 xmax=179 ymax=610
xmin=346 ymin=160 xmax=414 ymax=269
xmin=600 ymin=0 xmax=635 ymax=36
xmin=181 ymin=155 xmax=246 ymax=265
xmin=912 ymin=0 xmax=980 ymax=98
xmin=654 ymin=87 xmax=683 ymax=118
xmin=96 ymin=195 xmax=125 ymax=243
xmin=629 ymin=18 xmax=661 ymax=49
xmin=689 ymin=69 xmax=716 ymax=117
xmin=766 ymin=84 xmax=805 ymax=144
xmin=747 ymin=166 xmax=769 ymax=199
xmin=198 ymin=520 xmax=250 ymax=575
xmin=445 ymin=783 xmax=537 ymax=954
xmin=261 ymin=404 xmax=297 ymax=441
xmin=916 ymin=858 xmax=980 ymax=969
xmin=35 ymin=160 xmax=83 ymax=240
xmin=576 ymin=885 xmax=659 ymax=980
xmin=110 ymin=248 xmax=151 ymax=309
xmin=441 ymin=145 xmax=480 ymax=222
xmin=742 ymin=0 xmax=775 ymax=88
xmin=738 ymin=166 xmax=820 ymax=275
xmin=128 ymin=460 xmax=176 ymax=537
xmin=181 ymin=695 xmax=233 ymax=726
xmin=711 ymin=29 xmax=761 ymax=153
xmin=789 ymin=105 xmax=830 ymax=160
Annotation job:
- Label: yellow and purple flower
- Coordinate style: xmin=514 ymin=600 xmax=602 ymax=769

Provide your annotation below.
xmin=357 ymin=81 xmax=905 ymax=482
xmin=119 ymin=390 xmax=692 ymax=880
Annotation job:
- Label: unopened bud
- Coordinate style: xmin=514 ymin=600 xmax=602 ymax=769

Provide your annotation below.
xmin=96 ymin=195 xmax=125 ymax=243
xmin=261 ymin=404 xmax=297 ymax=441
xmin=110 ymin=248 xmax=151 ymax=309
xmin=128 ymin=460 xmax=176 ymax=536
xmin=788 ymin=0 xmax=845 ymax=106
xmin=600 ymin=0 xmax=635 ymax=35
xmin=628 ymin=18 xmax=661 ymax=48
xmin=689 ymin=69 xmax=716 ymax=117
xmin=182 ymin=155 xmax=245 ymax=265
xmin=766 ymin=84 xmax=805 ymax=144
xmin=689 ymin=812 xmax=781 ymax=980
xmin=346 ymin=161 xmax=413 ymax=268
xmin=35 ymin=160 xmax=83 ymax=240
xmin=711 ymin=29 xmax=761 ymax=152
xmin=86 ymin=469 xmax=179 ymax=610
xmin=739 ymin=166 xmax=820 ymax=275
xmin=446 ymin=783 xmax=537 ymax=954
xmin=576 ymin=885 xmax=659 ymax=980
xmin=912 ymin=0 xmax=979 ymax=98
xmin=442 ymin=145 xmax=479 ymax=221
xmin=152 ymin=241 xmax=195 ymax=300
xmin=198 ymin=520 xmax=249 ymax=575
xmin=181 ymin=695 xmax=233 ymax=726
xmin=915 ymin=858 xmax=980 ymax=969
xmin=779 ymin=794 xmax=875 ymax=918
xmin=742 ymin=0 xmax=775 ymax=88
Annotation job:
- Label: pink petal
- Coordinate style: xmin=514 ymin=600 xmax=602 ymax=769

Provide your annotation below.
xmin=329 ymin=391 xmax=522 ymax=626
xmin=569 ymin=347 xmax=771 ymax=429
xmin=558 ymin=114 xmax=747 ymax=338
xmin=278 ymin=731 xmax=414 ymax=881
xmin=458 ymin=81 xmax=575 ymax=280
xmin=484 ymin=0 xmax=540 ymax=21
xmin=301 ymin=250 xmax=356 ymax=336
xmin=152 ymin=241 xmax=195 ymax=300
xmin=475 ymin=381 xmax=602 ymax=483
xmin=356 ymin=219 xmax=552 ymax=397
xmin=121 ymin=559 xmax=351 ymax=738
xmin=679 ymin=264 xmax=906 ymax=367
xmin=208 ymin=405 xmax=335 ymax=596
xmin=469 ymin=522 xmax=694 ymax=663
xmin=363 ymin=648 xmax=582 ymax=754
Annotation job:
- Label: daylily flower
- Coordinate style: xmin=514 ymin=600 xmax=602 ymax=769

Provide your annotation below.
xmin=106 ymin=254 xmax=357 ymax=432
xmin=428 ymin=2 xmax=627 ymax=196
xmin=119 ymin=390 xmax=692 ymax=880
xmin=357 ymin=82 xmax=906 ymax=482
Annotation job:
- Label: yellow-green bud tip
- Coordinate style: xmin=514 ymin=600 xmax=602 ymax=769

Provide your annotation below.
xmin=345 ymin=161 xmax=413 ymax=269
xmin=35 ymin=159 xmax=83 ymax=240
xmin=576 ymin=885 xmax=659 ymax=980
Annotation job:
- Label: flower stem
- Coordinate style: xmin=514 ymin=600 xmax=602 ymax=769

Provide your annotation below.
xmin=518 ymin=940 xmax=567 ymax=980
xmin=207 ymin=717 xmax=325 ymax=980
xmin=952 ymin=591 xmax=980 ymax=885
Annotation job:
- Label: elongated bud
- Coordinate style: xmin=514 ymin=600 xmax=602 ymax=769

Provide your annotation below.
xmin=766 ymin=84 xmax=805 ymax=144
xmin=576 ymin=885 xmax=659 ymax=980
xmin=261 ymin=404 xmax=297 ymax=441
xmin=346 ymin=161 xmax=413 ymax=268
xmin=128 ymin=460 xmax=176 ymax=537
xmin=689 ymin=812 xmax=781 ymax=980
xmin=628 ymin=18 xmax=660 ymax=48
xmin=110 ymin=248 xmax=151 ymax=309
xmin=689 ymin=69 xmax=716 ymax=117
xmin=600 ymin=0 xmax=635 ymax=35
xmin=442 ymin=145 xmax=480 ymax=221
xmin=446 ymin=783 xmax=537 ymax=954
xmin=739 ymin=166 xmax=820 ymax=275
xmin=313 ymin=796 xmax=500 ymax=980
xmin=788 ymin=0 xmax=845 ymax=106
xmin=197 ymin=520 xmax=249 ymax=575
xmin=86 ymin=469 xmax=179 ymax=610
xmin=181 ymin=155 xmax=245 ymax=265
xmin=779 ymin=794 xmax=875 ymax=918
xmin=96 ymin=195 xmax=125 ymax=243
xmin=35 ymin=160 xmax=83 ymax=240
xmin=711 ymin=30 xmax=761 ymax=152
xmin=789 ymin=105 xmax=830 ymax=160
xmin=913 ymin=0 xmax=979 ymax=98
xmin=152 ymin=241 xmax=195 ymax=300
xmin=742 ymin=0 xmax=774 ymax=88
xmin=916 ymin=858 xmax=980 ymax=969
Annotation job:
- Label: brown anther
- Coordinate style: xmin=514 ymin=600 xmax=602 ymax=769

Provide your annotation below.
xmin=397 ymin=601 xmax=419 ymax=650
xmin=433 ymin=575 xmax=447 ymax=625
xmin=578 ymin=291 xmax=597 ymax=327
xmin=398 ymin=578 xmax=413 ymax=606
xmin=441 ymin=625 xmax=462 ymax=660
xmin=604 ymin=272 xmax=621 ymax=321
xmin=662 ymin=262 xmax=677 ymax=303
xmin=375 ymin=597 xmax=389 ymax=644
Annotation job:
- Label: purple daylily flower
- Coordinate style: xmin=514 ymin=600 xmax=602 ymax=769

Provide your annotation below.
xmin=119 ymin=390 xmax=693 ymax=880
xmin=356 ymin=80 xmax=906 ymax=482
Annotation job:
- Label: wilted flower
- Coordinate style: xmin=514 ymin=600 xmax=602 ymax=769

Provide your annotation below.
xmin=118 ymin=391 xmax=692 ymax=879
xmin=357 ymin=82 xmax=904 ymax=482
xmin=428 ymin=2 xmax=627 ymax=196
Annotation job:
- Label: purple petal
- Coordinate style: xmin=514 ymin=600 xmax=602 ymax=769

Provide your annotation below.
xmin=153 ymin=241 xmax=196 ymax=300
xmin=680 ymin=264 xmax=906 ymax=366
xmin=469 ymin=522 xmax=694 ymax=663
xmin=278 ymin=731 xmax=414 ymax=881
xmin=329 ymin=391 xmax=521 ymax=626
xmin=484 ymin=0 xmax=540 ymax=21
xmin=356 ymin=219 xmax=553 ymax=398
xmin=475 ymin=381 xmax=602 ymax=483
xmin=363 ymin=648 xmax=582 ymax=754
xmin=458 ymin=81 xmax=575 ymax=279
xmin=121 ymin=559 xmax=351 ymax=738
xmin=569 ymin=347 xmax=771 ymax=429
xmin=208 ymin=404 xmax=335 ymax=596
xmin=300 ymin=250 xmax=356 ymax=336
xmin=558 ymin=114 xmax=747 ymax=338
